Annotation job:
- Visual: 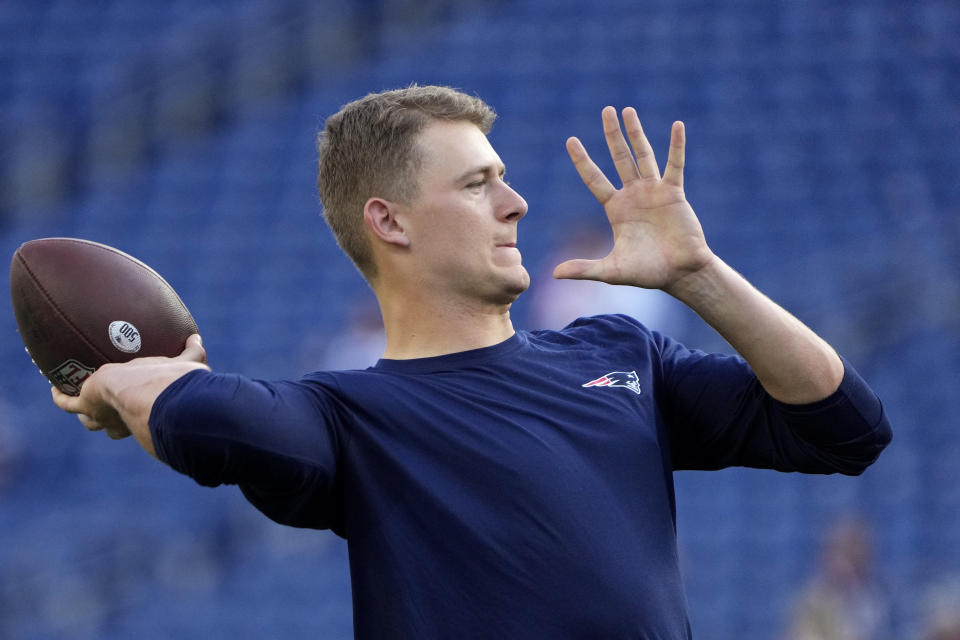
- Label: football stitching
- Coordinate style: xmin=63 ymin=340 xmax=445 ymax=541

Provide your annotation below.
xmin=14 ymin=251 xmax=113 ymax=366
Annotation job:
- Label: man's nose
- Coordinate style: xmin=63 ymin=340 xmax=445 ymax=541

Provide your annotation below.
xmin=499 ymin=181 xmax=528 ymax=222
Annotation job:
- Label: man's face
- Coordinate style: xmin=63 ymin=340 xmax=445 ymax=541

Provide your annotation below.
xmin=399 ymin=120 xmax=530 ymax=305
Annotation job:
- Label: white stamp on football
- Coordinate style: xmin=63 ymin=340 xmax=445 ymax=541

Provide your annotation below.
xmin=108 ymin=320 xmax=142 ymax=353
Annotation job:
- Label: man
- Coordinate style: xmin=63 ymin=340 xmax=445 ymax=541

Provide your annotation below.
xmin=54 ymin=85 xmax=891 ymax=638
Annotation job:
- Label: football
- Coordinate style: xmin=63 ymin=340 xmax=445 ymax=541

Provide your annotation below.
xmin=10 ymin=237 xmax=198 ymax=395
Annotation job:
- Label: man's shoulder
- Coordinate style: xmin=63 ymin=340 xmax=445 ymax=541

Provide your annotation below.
xmin=299 ymin=367 xmax=381 ymax=389
xmin=516 ymin=314 xmax=671 ymax=374
xmin=530 ymin=313 xmax=657 ymax=345
xmin=298 ymin=366 xmax=438 ymax=397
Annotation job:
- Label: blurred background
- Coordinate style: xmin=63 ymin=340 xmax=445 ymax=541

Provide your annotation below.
xmin=1 ymin=1 xmax=958 ymax=638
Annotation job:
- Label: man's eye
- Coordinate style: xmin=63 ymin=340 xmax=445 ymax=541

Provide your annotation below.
xmin=467 ymin=181 xmax=485 ymax=189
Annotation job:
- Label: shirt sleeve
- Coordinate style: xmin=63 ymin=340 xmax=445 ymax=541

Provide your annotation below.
xmin=149 ymin=369 xmax=345 ymax=531
xmin=653 ymin=333 xmax=892 ymax=475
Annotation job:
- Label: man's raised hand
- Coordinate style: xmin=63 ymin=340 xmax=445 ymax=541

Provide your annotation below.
xmin=554 ymin=107 xmax=715 ymax=293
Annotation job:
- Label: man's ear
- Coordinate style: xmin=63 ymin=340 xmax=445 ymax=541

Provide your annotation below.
xmin=364 ymin=197 xmax=410 ymax=247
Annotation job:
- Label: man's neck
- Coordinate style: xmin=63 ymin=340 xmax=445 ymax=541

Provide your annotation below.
xmin=376 ymin=288 xmax=516 ymax=360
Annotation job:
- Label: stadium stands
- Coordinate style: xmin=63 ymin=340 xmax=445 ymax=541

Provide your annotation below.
xmin=1 ymin=1 xmax=957 ymax=638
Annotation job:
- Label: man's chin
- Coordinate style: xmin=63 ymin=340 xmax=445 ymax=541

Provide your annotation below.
xmin=495 ymin=266 xmax=530 ymax=304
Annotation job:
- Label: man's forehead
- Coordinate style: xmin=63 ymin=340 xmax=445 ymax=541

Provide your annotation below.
xmin=416 ymin=120 xmax=502 ymax=175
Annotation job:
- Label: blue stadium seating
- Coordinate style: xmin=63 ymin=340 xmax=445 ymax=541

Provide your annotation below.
xmin=1 ymin=1 xmax=958 ymax=638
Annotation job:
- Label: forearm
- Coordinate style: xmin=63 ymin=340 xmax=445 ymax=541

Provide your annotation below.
xmin=53 ymin=358 xmax=210 ymax=458
xmin=52 ymin=334 xmax=209 ymax=456
xmin=665 ymin=255 xmax=844 ymax=404
xmin=107 ymin=362 xmax=210 ymax=457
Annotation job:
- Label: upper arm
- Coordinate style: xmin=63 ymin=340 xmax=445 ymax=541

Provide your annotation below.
xmin=149 ymin=370 xmax=346 ymax=530
xmin=656 ymin=337 xmax=891 ymax=475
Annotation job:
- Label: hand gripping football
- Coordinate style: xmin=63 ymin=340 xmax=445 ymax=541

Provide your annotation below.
xmin=10 ymin=238 xmax=199 ymax=395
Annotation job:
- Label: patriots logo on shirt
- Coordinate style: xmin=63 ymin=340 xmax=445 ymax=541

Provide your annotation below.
xmin=582 ymin=371 xmax=642 ymax=395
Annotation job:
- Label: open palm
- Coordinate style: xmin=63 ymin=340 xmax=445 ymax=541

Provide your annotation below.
xmin=554 ymin=107 xmax=715 ymax=292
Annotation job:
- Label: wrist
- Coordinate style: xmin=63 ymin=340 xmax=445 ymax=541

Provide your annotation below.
xmin=661 ymin=253 xmax=727 ymax=307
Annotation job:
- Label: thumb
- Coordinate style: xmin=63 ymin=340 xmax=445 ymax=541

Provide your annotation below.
xmin=177 ymin=334 xmax=208 ymax=365
xmin=552 ymin=259 xmax=606 ymax=281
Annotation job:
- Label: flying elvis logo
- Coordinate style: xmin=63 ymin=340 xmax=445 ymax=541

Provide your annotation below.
xmin=582 ymin=371 xmax=642 ymax=395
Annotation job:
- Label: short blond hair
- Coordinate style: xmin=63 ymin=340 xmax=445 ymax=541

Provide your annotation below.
xmin=316 ymin=85 xmax=496 ymax=280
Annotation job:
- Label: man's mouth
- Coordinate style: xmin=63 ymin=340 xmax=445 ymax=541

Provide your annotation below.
xmin=493 ymin=241 xmax=522 ymax=265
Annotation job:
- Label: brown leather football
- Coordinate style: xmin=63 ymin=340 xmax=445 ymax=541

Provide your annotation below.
xmin=10 ymin=237 xmax=198 ymax=395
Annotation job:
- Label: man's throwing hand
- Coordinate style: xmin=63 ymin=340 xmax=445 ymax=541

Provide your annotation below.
xmin=52 ymin=334 xmax=209 ymax=455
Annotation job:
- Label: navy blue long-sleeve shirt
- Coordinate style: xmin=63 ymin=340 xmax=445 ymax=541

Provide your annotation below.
xmin=150 ymin=314 xmax=891 ymax=639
